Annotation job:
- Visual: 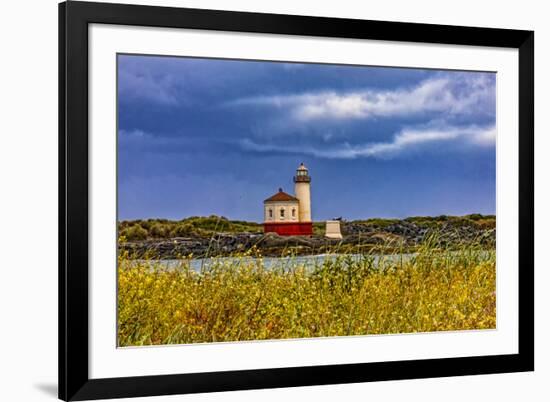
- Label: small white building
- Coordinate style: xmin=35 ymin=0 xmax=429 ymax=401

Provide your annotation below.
xmin=263 ymin=188 xmax=300 ymax=224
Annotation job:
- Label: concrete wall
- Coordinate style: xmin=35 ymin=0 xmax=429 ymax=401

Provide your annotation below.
xmin=325 ymin=220 xmax=343 ymax=239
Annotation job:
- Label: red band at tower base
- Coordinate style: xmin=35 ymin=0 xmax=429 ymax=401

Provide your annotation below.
xmin=264 ymin=222 xmax=313 ymax=236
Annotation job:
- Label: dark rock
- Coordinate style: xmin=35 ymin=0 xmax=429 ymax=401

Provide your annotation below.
xmin=120 ymin=221 xmax=495 ymax=259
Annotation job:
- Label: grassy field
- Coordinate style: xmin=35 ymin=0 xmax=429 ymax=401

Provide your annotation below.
xmin=117 ymin=237 xmax=496 ymax=346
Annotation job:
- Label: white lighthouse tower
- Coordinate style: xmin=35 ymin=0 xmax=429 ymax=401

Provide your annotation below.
xmin=294 ymin=163 xmax=312 ymax=223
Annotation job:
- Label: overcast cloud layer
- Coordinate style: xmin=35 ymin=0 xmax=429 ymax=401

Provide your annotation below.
xmin=118 ymin=55 xmax=496 ymax=221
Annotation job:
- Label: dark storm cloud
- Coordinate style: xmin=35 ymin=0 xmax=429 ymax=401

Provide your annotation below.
xmin=118 ymin=54 xmax=496 ymax=221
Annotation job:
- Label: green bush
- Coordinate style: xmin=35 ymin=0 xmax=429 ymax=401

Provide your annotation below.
xmin=170 ymin=222 xmax=195 ymax=238
xmin=359 ymin=218 xmax=400 ymax=227
xmin=150 ymin=223 xmax=168 ymax=238
xmin=121 ymin=224 xmax=148 ymax=241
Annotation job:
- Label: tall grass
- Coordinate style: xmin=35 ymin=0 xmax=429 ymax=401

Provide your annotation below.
xmin=117 ymin=237 xmax=496 ymax=346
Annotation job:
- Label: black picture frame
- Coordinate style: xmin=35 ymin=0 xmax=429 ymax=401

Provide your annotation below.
xmin=59 ymin=1 xmax=534 ymax=400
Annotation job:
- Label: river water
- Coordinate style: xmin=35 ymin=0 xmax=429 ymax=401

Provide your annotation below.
xmin=124 ymin=249 xmax=494 ymax=273
xmin=126 ymin=253 xmax=417 ymax=272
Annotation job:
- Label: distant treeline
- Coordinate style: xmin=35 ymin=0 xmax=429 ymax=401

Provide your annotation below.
xmin=118 ymin=214 xmax=495 ymax=241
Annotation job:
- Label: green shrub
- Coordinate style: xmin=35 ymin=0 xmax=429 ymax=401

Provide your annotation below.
xmin=170 ymin=223 xmax=195 ymax=237
xmin=138 ymin=219 xmax=157 ymax=231
xmin=121 ymin=224 xmax=148 ymax=241
xmin=312 ymin=222 xmax=325 ymax=235
xmin=358 ymin=218 xmax=400 ymax=227
xmin=150 ymin=223 xmax=168 ymax=238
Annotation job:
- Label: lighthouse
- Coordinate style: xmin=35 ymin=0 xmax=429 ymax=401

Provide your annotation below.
xmin=294 ymin=163 xmax=312 ymax=223
xmin=263 ymin=163 xmax=313 ymax=236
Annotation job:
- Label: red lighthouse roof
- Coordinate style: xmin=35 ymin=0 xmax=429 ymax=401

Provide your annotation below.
xmin=264 ymin=188 xmax=299 ymax=203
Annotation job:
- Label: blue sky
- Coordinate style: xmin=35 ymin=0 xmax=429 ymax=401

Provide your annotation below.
xmin=118 ymin=54 xmax=496 ymax=222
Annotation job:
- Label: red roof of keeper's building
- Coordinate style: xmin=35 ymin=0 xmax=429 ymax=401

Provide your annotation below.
xmin=264 ymin=188 xmax=299 ymax=203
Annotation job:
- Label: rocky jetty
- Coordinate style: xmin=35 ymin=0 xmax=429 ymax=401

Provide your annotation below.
xmin=342 ymin=220 xmax=495 ymax=246
xmin=120 ymin=219 xmax=495 ymax=259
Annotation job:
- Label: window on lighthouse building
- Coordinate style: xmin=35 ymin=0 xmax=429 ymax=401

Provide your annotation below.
xmin=292 ymin=208 xmax=296 ymax=218
xmin=269 ymin=209 xmax=273 ymax=218
xmin=280 ymin=208 xmax=285 ymax=218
